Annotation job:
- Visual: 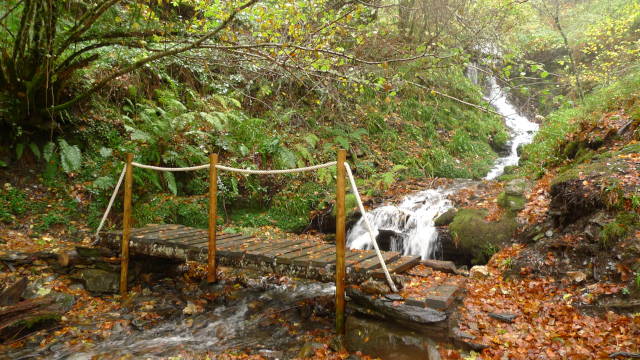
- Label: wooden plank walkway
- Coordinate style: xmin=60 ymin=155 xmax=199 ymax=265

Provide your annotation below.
xmin=102 ymin=224 xmax=420 ymax=284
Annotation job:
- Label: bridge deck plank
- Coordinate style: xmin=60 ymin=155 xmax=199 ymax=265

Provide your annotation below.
xmin=109 ymin=225 xmax=419 ymax=282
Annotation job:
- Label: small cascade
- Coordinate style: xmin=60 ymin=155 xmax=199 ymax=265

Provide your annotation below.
xmin=348 ymin=69 xmax=540 ymax=260
xmin=484 ymin=76 xmax=539 ymax=179
xmin=347 ymin=188 xmax=455 ymax=260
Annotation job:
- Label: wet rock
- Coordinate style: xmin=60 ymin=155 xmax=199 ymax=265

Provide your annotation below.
xmin=71 ymin=268 xmax=119 ymax=293
xmin=384 ymin=293 xmax=404 ymax=302
xmin=360 ymin=278 xmax=389 ymax=295
xmin=505 ymin=178 xmax=528 ymax=196
xmin=258 ymin=349 xmax=283 ymax=359
xmin=182 ymin=301 xmax=204 ymax=315
xmin=434 ymin=208 xmax=457 ymax=227
xmin=69 ymin=283 xmax=84 ymax=291
xmin=298 ymin=342 xmax=323 ymax=358
xmin=488 ymin=312 xmax=517 ymax=323
xmin=348 ymin=288 xmax=446 ymax=325
xmin=427 ymin=339 xmax=441 ymax=360
xmin=497 ymin=191 xmax=525 ymax=212
xmin=448 ymin=209 xmax=517 ymax=264
xmin=470 ymin=265 xmax=489 ymax=279
xmin=50 ymin=291 xmax=75 ymax=313
xmin=421 ymin=259 xmax=457 ymax=274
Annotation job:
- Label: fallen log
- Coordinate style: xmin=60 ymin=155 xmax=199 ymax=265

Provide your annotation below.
xmin=0 ymin=296 xmax=61 ymax=343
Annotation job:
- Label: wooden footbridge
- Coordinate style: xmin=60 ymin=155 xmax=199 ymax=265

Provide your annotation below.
xmin=102 ymin=224 xmax=420 ymax=284
xmin=98 ymin=150 xmax=419 ymax=335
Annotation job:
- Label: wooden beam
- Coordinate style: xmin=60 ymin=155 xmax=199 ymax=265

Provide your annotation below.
xmin=120 ymin=153 xmax=134 ymax=298
xmin=208 ymin=153 xmax=219 ymax=283
xmin=335 ymin=149 xmax=347 ymax=336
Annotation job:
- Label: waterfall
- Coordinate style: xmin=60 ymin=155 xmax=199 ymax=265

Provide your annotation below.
xmin=347 ymin=68 xmax=539 ymax=260
xmin=347 ymin=188 xmax=456 ymax=260
xmin=483 ymin=77 xmax=539 ymax=179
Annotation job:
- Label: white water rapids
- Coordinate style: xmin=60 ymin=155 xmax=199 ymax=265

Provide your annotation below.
xmin=347 ymin=74 xmax=539 ymax=260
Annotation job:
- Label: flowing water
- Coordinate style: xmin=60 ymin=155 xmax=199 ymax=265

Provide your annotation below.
xmin=347 ymin=73 xmax=539 ymax=259
xmin=8 ymin=280 xmax=337 ymax=359
xmin=483 ymin=77 xmax=539 ymax=180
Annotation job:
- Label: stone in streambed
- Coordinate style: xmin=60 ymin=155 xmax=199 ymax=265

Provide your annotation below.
xmin=421 ymin=259 xmax=457 ymax=274
xmin=470 ymin=265 xmax=489 ymax=279
xmin=497 ymin=191 xmax=525 ymax=212
xmin=298 ymin=342 xmax=324 ymax=358
xmin=360 ymin=278 xmax=389 ymax=295
xmin=71 ymin=268 xmax=119 ymax=293
xmin=449 ymin=209 xmax=517 ymax=264
xmin=488 ymin=312 xmax=517 ymax=323
xmin=434 ymin=208 xmax=457 ymax=226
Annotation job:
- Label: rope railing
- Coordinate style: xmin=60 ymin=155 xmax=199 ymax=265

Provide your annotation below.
xmin=344 ymin=163 xmax=398 ymax=292
xmin=95 ymin=157 xmax=397 ymax=292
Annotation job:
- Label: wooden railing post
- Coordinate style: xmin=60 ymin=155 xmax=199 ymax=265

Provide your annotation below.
xmin=335 ymin=149 xmax=347 ymax=335
xmin=207 ymin=153 xmax=219 ymax=283
xmin=120 ymin=153 xmax=134 ymax=297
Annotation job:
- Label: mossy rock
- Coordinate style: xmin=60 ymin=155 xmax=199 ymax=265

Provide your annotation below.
xmin=434 ymin=208 xmax=457 ymax=226
xmin=504 ymin=178 xmax=528 ymax=196
xmin=497 ymin=192 xmax=525 ymax=212
xmin=449 ymin=209 xmax=517 ymax=264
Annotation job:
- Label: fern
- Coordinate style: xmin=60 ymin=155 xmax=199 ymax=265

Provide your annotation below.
xmin=58 ymin=139 xmax=82 ymax=174
xmin=164 ymin=172 xmax=178 ymax=195
xmin=43 ymin=142 xmax=55 ymax=162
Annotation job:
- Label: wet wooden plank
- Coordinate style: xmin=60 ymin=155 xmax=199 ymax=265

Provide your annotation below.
xmin=277 ymin=244 xmax=334 ymax=265
xmin=182 ymin=233 xmax=248 ymax=246
xmin=113 ymin=224 xmax=180 ymax=238
xmin=219 ymin=238 xmax=291 ymax=259
xmin=131 ymin=224 xmax=181 ymax=235
xmin=291 ymin=246 xmax=337 ymax=267
xmin=349 ymin=251 xmax=401 ymax=272
xmin=371 ymin=255 xmax=421 ymax=277
xmin=253 ymin=239 xmax=314 ymax=258
xmin=217 ymin=236 xmax=267 ymax=251
xmin=151 ymin=228 xmax=203 ymax=241
xmin=133 ymin=227 xmax=194 ymax=242
xmin=344 ymin=249 xmax=378 ymax=267
xmin=246 ymin=239 xmax=308 ymax=262
xmin=170 ymin=231 xmax=237 ymax=245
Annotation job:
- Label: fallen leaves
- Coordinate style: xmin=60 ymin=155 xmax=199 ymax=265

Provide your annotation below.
xmin=457 ymin=246 xmax=640 ymax=360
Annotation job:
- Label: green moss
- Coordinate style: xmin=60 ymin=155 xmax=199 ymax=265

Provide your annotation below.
xmin=497 ymin=192 xmax=526 ymax=212
xmin=600 ymin=212 xmax=639 ymax=248
xmin=449 ymin=209 xmax=518 ymax=264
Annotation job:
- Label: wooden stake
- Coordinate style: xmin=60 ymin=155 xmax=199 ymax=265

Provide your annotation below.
xmin=335 ymin=149 xmax=347 ymax=335
xmin=120 ymin=153 xmax=134 ymax=298
xmin=208 ymin=153 xmax=219 ymax=283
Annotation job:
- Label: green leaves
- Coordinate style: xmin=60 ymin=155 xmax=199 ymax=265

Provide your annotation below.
xmin=58 ymin=139 xmax=82 ymax=174
xmin=164 ymin=172 xmax=178 ymax=195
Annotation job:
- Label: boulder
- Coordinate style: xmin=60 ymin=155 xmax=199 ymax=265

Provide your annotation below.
xmin=71 ymin=268 xmax=119 ymax=293
xmin=497 ymin=192 xmax=525 ymax=212
xmin=298 ymin=342 xmax=324 ymax=358
xmin=449 ymin=209 xmax=518 ymax=264
xmin=434 ymin=208 xmax=457 ymax=227
xmin=504 ymin=178 xmax=528 ymax=196
xmin=360 ymin=278 xmax=390 ymax=295
xmin=470 ymin=265 xmax=489 ymax=279
xmin=347 ymin=287 xmax=446 ymax=325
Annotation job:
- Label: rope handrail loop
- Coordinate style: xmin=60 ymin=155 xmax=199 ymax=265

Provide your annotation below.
xmin=130 ymin=161 xmax=337 ymax=174
xmin=95 ymin=157 xmax=398 ymax=292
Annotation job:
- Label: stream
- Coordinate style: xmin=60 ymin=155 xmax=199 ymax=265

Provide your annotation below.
xmin=347 ymin=74 xmax=539 ymax=260
xmin=8 ymin=72 xmax=538 ymax=360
